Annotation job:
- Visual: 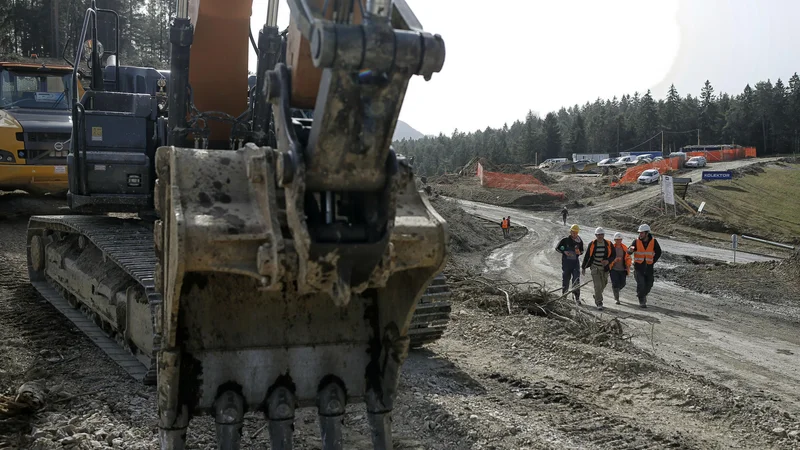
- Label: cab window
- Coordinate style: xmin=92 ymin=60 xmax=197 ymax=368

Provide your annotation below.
xmin=0 ymin=69 xmax=73 ymax=110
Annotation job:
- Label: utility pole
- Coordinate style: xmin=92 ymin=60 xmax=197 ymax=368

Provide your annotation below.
xmin=661 ymin=130 xmax=664 ymax=154
xmin=697 ymin=129 xmax=700 ymax=146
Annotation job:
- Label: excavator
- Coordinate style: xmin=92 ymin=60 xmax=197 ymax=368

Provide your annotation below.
xmin=26 ymin=0 xmax=448 ymax=448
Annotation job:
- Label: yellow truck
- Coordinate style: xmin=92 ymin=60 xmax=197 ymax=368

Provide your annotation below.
xmin=0 ymin=59 xmax=84 ymax=194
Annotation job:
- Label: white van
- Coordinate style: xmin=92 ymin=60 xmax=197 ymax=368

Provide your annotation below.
xmin=538 ymin=158 xmax=568 ymax=169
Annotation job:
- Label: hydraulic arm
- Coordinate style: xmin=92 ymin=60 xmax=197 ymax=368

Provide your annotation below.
xmin=153 ymin=0 xmax=448 ymax=448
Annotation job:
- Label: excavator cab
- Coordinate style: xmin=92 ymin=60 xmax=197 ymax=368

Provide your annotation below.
xmin=66 ymin=1 xmax=162 ymax=213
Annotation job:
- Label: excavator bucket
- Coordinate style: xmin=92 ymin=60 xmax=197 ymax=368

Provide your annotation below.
xmin=153 ymin=144 xmax=448 ymax=448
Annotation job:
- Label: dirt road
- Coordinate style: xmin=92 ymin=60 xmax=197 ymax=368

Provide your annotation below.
xmin=2 ymin=191 xmax=799 ymax=449
xmin=450 ymin=197 xmax=800 ymax=423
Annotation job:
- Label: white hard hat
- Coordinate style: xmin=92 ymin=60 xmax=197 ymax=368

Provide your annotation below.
xmin=613 ymin=232 xmax=623 ymax=240
xmin=637 ymin=224 xmax=651 ymax=232
xmin=595 ymin=227 xmax=605 ymax=235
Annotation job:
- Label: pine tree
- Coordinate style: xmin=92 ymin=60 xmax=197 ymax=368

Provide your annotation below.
xmin=699 ymin=80 xmax=718 ymax=144
xmin=570 ymin=111 xmax=587 ymax=154
xmin=638 ymin=90 xmax=659 ymax=148
xmin=544 ymin=112 xmax=561 ymax=159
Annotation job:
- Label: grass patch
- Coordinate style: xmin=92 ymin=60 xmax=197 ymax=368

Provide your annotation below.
xmin=686 ymin=162 xmax=800 ymax=244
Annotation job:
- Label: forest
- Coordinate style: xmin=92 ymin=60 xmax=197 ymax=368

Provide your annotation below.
xmin=2 ymin=2 xmax=799 ymax=178
xmin=394 ymin=78 xmax=800 ymax=176
xmin=1 ymin=0 xmax=174 ymax=69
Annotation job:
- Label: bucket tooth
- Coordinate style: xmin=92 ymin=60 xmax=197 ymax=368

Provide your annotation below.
xmin=317 ymin=381 xmax=346 ymax=450
xmin=266 ymin=385 xmax=296 ymax=450
xmin=214 ymin=390 xmax=245 ymax=450
xmin=158 ymin=405 xmax=189 ymax=450
xmin=366 ymin=410 xmax=393 ymax=450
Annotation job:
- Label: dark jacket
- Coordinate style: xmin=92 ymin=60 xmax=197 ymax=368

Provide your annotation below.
xmin=581 ymin=238 xmax=615 ymax=271
xmin=629 ymin=233 xmax=662 ymax=273
xmin=556 ymin=235 xmax=584 ymax=266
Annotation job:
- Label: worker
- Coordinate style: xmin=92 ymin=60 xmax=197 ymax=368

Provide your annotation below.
xmin=609 ymin=232 xmax=632 ymax=305
xmin=561 ymin=206 xmax=568 ymax=225
xmin=556 ymin=224 xmax=584 ymax=304
xmin=500 ymin=216 xmax=509 ymax=238
xmin=626 ymin=224 xmax=662 ymax=308
xmin=581 ymin=227 xmax=614 ymax=310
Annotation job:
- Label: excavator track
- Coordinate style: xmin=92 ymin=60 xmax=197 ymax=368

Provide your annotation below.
xmin=410 ymin=274 xmax=452 ymax=348
xmin=26 ymin=215 xmax=161 ymax=384
xmin=26 ymin=215 xmax=451 ymax=385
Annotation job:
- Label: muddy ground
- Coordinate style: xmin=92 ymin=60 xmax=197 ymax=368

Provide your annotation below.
xmin=2 ymin=166 xmax=800 ymax=449
xmin=660 ymin=250 xmax=800 ymax=312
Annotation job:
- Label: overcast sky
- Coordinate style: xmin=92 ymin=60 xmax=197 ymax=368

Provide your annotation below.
xmin=249 ymin=0 xmax=800 ymax=136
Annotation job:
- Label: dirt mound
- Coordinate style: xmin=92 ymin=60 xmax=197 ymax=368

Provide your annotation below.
xmin=457 ymin=157 xmax=497 ymax=176
xmin=492 ymin=165 xmax=558 ymax=184
xmin=730 ymin=164 xmax=765 ymax=178
xmin=660 ymin=252 xmax=800 ymax=311
xmin=777 ymin=250 xmax=800 ymax=281
xmin=429 ymin=196 xmax=525 ymax=254
xmin=431 ymin=182 xmax=565 ymax=209
xmin=525 ymin=168 xmax=558 ymax=184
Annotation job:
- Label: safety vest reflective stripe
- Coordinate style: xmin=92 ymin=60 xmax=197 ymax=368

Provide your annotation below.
xmin=634 ymin=239 xmax=655 ymax=264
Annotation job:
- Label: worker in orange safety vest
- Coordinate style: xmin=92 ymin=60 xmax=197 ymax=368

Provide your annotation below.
xmin=581 ymin=227 xmax=615 ymax=311
xmin=500 ymin=216 xmax=510 ymax=238
xmin=608 ymin=232 xmax=632 ymax=305
xmin=626 ymin=224 xmax=662 ymax=308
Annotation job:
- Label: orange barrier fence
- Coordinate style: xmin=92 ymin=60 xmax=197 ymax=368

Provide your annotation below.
xmin=687 ymin=147 xmax=756 ymax=162
xmin=611 ymin=159 xmax=680 ymax=186
xmin=612 ymin=146 xmax=757 ymax=186
xmin=480 ymin=170 xmax=566 ymax=200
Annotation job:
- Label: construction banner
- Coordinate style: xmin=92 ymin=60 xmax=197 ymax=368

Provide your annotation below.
xmin=661 ymin=175 xmax=675 ymax=205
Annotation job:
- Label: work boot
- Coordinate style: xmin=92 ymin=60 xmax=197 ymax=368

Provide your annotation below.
xmin=613 ymin=289 xmax=620 ymax=305
xmin=639 ymin=296 xmax=647 ymax=308
xmin=593 ymin=295 xmax=603 ymax=310
xmin=574 ymin=293 xmax=581 ymax=305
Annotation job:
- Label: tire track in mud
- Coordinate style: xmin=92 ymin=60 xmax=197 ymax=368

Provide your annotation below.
xmin=482 ymin=372 xmax=689 ymax=449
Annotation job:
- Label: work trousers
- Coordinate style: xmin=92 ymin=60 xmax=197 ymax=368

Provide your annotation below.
xmin=610 ymin=270 xmax=627 ymax=290
xmin=561 ymin=260 xmax=580 ymax=299
xmin=634 ymin=268 xmax=654 ymax=304
xmin=502 ymin=228 xmax=509 ymax=238
xmin=590 ymin=266 xmax=608 ymax=306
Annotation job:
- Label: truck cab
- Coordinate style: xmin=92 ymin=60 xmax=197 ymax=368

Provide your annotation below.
xmin=0 ymin=59 xmax=84 ymax=194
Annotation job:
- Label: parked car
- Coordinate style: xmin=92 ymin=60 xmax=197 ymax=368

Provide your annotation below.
xmin=597 ymin=157 xmax=618 ymax=167
xmin=635 ymin=155 xmax=652 ymax=165
xmin=685 ymin=156 xmax=707 ymax=167
xmin=652 ymin=156 xmax=664 ymax=162
xmin=612 ymin=155 xmax=638 ymax=167
xmin=539 ymin=158 xmax=568 ymax=169
xmin=637 ymin=169 xmax=661 ymax=184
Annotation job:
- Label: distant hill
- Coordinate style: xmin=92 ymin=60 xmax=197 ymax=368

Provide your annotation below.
xmin=393 ymin=120 xmax=425 ymax=141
